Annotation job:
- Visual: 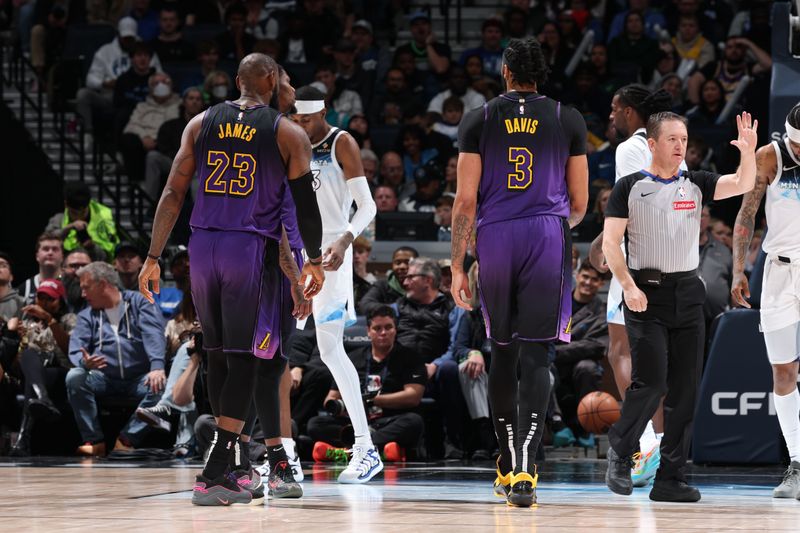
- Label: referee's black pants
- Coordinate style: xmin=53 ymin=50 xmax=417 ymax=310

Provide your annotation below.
xmin=608 ymin=273 xmax=705 ymax=481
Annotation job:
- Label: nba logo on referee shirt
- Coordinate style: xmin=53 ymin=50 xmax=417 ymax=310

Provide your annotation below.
xmin=258 ymin=332 xmax=272 ymax=351
xmin=673 ymin=186 xmax=695 ymax=210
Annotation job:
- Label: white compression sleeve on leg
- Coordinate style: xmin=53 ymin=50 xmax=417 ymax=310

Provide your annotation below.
xmin=639 ymin=420 xmax=657 ymax=452
xmin=316 ymin=320 xmax=372 ymax=445
xmin=774 ymin=388 xmax=800 ymax=462
xmin=345 ymin=176 xmax=376 ymax=238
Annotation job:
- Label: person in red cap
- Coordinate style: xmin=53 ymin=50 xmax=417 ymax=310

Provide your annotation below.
xmin=9 ymin=279 xmax=77 ymax=456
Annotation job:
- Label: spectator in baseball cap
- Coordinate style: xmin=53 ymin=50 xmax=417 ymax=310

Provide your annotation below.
xmin=399 ymin=161 xmax=443 ymax=213
xmin=115 ymin=242 xmax=145 ymax=291
xmin=10 ymin=278 xmax=77 ymax=456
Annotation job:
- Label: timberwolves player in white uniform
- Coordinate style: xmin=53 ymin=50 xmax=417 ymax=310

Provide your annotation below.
xmin=733 ymin=103 xmax=800 ymax=499
xmin=291 ymin=86 xmax=382 ymax=483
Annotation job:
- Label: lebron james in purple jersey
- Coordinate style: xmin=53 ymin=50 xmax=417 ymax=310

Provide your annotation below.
xmin=452 ymin=38 xmax=588 ymax=507
xmin=138 ymin=54 xmax=324 ymax=506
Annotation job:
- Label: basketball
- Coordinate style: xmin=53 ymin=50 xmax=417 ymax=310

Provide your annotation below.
xmin=577 ymin=392 xmax=621 ymax=434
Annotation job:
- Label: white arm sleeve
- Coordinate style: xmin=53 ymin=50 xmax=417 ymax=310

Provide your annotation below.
xmin=346 ymin=176 xmax=377 ymax=238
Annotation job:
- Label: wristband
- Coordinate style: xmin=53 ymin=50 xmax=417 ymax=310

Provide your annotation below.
xmin=147 ymin=253 xmax=160 ymax=261
xmin=308 ymin=256 xmax=322 ymax=265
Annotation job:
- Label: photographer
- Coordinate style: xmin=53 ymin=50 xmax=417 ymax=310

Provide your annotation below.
xmin=307 ymin=306 xmax=426 ymax=461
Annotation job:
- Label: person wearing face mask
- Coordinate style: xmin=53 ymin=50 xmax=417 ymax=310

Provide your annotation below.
xmin=143 ymin=87 xmax=206 ymax=202
xmin=119 ymin=72 xmax=180 ymax=183
xmin=203 ymin=70 xmax=233 ymax=106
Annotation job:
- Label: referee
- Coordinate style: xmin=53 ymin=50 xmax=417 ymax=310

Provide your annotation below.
xmin=601 ymin=111 xmax=758 ymax=502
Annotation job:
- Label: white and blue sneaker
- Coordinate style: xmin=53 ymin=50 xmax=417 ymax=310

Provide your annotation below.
xmin=338 ymin=444 xmax=383 ymax=484
xmin=257 ymin=454 xmax=304 ymax=482
xmin=631 ymin=444 xmax=660 ymax=487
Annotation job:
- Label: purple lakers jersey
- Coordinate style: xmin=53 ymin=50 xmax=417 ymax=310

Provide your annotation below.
xmin=459 ymin=92 xmax=586 ymax=229
xmin=191 ymin=102 xmax=287 ymax=240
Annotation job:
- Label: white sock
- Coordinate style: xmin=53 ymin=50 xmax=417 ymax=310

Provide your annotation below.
xmin=774 ymin=389 xmax=800 ymax=462
xmin=281 ymin=437 xmax=297 ymax=459
xmin=639 ymin=420 xmax=657 ymax=452
xmin=317 ymin=321 xmax=372 ymax=446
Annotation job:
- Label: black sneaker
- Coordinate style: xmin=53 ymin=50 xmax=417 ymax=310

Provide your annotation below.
xmin=507 ymin=471 xmax=538 ymax=507
xmin=649 ymin=479 xmax=701 ymax=502
xmin=605 ymin=447 xmax=634 ymax=495
xmin=232 ymin=468 xmax=265 ymax=505
xmin=268 ymin=460 xmax=303 ymax=499
xmin=135 ymin=404 xmax=172 ymax=432
xmin=192 ymin=473 xmax=253 ymax=506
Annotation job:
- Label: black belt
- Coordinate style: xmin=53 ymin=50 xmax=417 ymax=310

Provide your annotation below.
xmin=778 ymin=256 xmax=792 ymax=264
xmin=630 ymin=269 xmax=697 ymax=286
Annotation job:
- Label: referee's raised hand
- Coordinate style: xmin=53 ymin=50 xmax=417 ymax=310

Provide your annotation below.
xmin=624 ymin=285 xmax=648 ymax=313
xmin=730 ymin=112 xmax=758 ymax=154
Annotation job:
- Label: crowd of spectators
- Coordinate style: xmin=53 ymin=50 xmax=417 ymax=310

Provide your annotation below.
xmin=0 ymin=0 xmax=775 ymax=461
xmin=9 ymin=0 xmax=774 ymax=245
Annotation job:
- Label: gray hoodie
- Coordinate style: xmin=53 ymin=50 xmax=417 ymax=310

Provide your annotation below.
xmin=0 ymin=289 xmax=24 ymax=321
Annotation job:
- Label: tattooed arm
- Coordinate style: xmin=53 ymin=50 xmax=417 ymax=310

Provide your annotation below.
xmin=450 ymin=153 xmax=481 ymax=310
xmin=139 ymin=113 xmax=203 ymax=303
xmin=279 ymin=227 xmax=301 ymax=282
xmin=279 ymin=226 xmax=312 ymax=319
xmin=731 ymin=144 xmax=776 ymax=308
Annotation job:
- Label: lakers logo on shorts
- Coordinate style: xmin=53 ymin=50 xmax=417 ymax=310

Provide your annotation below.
xmin=258 ymin=332 xmax=272 ymax=351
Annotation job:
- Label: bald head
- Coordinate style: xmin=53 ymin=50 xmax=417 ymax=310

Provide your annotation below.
xmin=237 ymin=53 xmax=277 ymax=92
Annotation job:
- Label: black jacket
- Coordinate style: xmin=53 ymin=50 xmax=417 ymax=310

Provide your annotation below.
xmin=395 ymin=294 xmax=452 ymax=363
xmin=113 ymin=67 xmax=155 ymax=115
xmin=156 ymin=115 xmax=188 ymax=159
xmin=554 ymin=296 xmax=608 ymax=366
xmin=358 ymin=274 xmax=405 ymax=316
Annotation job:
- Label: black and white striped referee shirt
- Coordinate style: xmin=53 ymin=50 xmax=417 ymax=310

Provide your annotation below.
xmin=605 ymin=170 xmax=720 ymax=273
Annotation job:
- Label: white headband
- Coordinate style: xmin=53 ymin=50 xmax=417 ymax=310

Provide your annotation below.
xmin=786 ymin=121 xmax=800 ymax=143
xmin=294 ymin=100 xmax=325 ymax=115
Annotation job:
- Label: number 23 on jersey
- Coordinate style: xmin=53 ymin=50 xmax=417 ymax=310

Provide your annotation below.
xmin=508 ymin=147 xmax=533 ymax=190
xmin=204 ymin=150 xmax=256 ymax=197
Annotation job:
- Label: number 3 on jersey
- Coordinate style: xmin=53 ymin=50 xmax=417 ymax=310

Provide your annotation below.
xmin=205 ymin=151 xmax=256 ymax=197
xmin=508 ymin=147 xmax=533 ymax=190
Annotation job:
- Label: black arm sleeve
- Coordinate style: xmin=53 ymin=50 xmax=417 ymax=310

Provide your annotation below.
xmin=687 ymin=170 xmax=721 ymax=203
xmin=287 ymin=172 xmax=323 ymax=259
xmin=458 ymin=106 xmax=485 ymax=153
xmin=605 ymin=175 xmax=635 ymax=219
xmin=560 ymin=105 xmax=588 ymax=156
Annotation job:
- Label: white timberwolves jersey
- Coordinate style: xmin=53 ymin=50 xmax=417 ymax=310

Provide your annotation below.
xmin=311 ymin=128 xmax=351 ymax=236
xmin=763 ymin=137 xmax=800 ymax=257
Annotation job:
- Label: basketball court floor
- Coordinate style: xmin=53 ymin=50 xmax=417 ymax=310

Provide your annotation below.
xmin=1 ymin=457 xmax=799 ymax=532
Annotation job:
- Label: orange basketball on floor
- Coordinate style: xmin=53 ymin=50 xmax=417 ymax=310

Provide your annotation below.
xmin=577 ymin=392 xmax=621 ymax=434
